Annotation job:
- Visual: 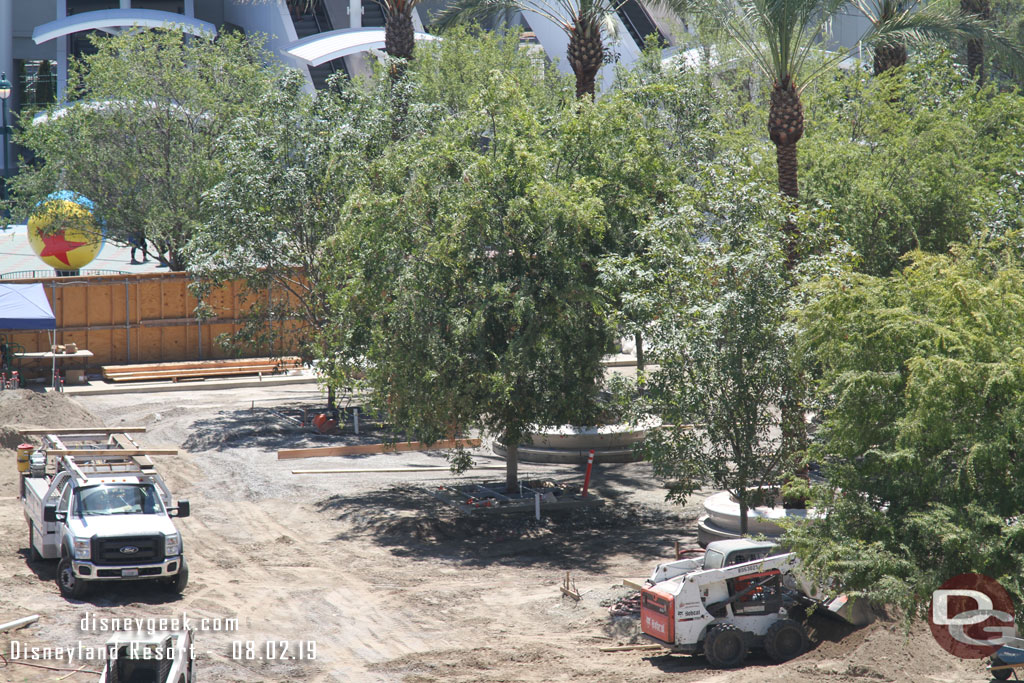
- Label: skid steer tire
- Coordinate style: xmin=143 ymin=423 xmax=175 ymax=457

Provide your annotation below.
xmin=703 ymin=623 xmax=746 ymax=668
xmin=764 ymin=618 xmax=807 ymax=663
xmin=990 ymin=656 xmax=1012 ymax=681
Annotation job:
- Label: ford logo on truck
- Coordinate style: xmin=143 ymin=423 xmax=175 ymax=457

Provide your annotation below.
xmin=120 ymin=546 xmax=139 ymax=554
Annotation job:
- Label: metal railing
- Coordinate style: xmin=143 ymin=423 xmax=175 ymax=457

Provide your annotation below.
xmin=1 ymin=269 xmax=128 ymax=280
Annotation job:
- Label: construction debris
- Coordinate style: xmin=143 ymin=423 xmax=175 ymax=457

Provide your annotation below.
xmin=608 ymin=592 xmax=641 ymax=617
xmin=560 ymin=572 xmax=581 ymax=601
xmin=0 ymin=614 xmax=39 ymax=633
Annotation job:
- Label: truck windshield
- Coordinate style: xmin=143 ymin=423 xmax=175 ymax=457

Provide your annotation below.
xmin=75 ymin=484 xmax=164 ymax=516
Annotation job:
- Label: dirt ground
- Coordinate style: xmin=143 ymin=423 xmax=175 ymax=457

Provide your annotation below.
xmin=0 ymin=386 xmax=999 ymax=682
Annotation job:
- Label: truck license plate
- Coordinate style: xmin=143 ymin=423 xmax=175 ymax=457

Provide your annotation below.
xmin=121 ymin=568 xmax=139 ymax=577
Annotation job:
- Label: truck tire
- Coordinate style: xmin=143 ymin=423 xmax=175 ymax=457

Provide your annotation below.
xmin=165 ymin=558 xmax=189 ymax=593
xmin=703 ymin=623 xmax=746 ymax=668
xmin=57 ymin=557 xmax=90 ymax=600
xmin=27 ymin=523 xmax=39 ymax=562
xmin=764 ymin=618 xmax=807 ymax=662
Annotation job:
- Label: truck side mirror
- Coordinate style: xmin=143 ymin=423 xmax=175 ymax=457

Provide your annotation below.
xmin=44 ymin=503 xmax=57 ymax=523
xmin=173 ymin=500 xmax=190 ymax=518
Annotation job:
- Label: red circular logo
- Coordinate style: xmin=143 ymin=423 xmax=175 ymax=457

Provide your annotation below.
xmin=928 ymin=573 xmax=1015 ymax=658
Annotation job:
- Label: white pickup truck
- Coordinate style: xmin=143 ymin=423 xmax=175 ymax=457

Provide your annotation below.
xmin=20 ymin=431 xmax=190 ymax=600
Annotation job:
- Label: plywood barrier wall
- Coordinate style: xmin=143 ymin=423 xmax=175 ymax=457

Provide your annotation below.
xmin=0 ymin=272 xmax=300 ymax=373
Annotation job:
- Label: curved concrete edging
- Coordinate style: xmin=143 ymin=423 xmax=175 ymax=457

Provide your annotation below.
xmin=492 ymin=417 xmax=661 ymax=464
xmin=697 ymin=488 xmax=820 ymax=546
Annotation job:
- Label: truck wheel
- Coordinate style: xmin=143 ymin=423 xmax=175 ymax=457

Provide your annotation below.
xmin=57 ymin=557 xmax=90 ymax=600
xmin=990 ymin=656 xmax=1012 ymax=681
xmin=165 ymin=558 xmax=189 ymax=594
xmin=764 ymin=618 xmax=807 ymax=662
xmin=703 ymin=623 xmax=746 ymax=668
xmin=27 ymin=524 xmax=39 ymax=562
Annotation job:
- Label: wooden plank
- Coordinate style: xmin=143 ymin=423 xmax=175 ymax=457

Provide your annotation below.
xmin=47 ymin=448 xmax=178 ymax=456
xmin=599 ymin=645 xmax=665 ymax=653
xmin=622 ymin=578 xmax=648 ymax=591
xmin=103 ymin=356 xmax=302 ymax=374
xmin=292 ymin=465 xmax=506 ymax=474
xmin=278 ymin=438 xmax=482 ymax=460
xmin=18 ymin=427 xmax=147 ymax=435
xmin=106 ymin=367 xmax=297 ymax=382
xmin=107 ymin=363 xmax=295 ymax=377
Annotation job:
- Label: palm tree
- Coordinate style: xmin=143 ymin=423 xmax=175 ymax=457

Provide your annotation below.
xmin=961 ymin=0 xmax=990 ymax=79
xmin=433 ymin=0 xmax=677 ymax=98
xmin=852 ymin=0 xmax=1023 ymax=76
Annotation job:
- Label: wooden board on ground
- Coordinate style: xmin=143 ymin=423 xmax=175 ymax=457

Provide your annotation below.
xmin=278 ymin=438 xmax=482 ymax=460
xmin=292 ymin=465 xmax=505 ymax=475
xmin=622 ymin=578 xmax=647 ymax=591
xmin=102 ymin=357 xmax=303 ymax=382
xmin=46 ymin=448 xmax=178 ymax=456
xmin=18 ymin=427 xmax=147 ymax=435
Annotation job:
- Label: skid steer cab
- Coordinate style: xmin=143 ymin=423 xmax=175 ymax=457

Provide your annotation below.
xmin=99 ymin=629 xmax=195 ymax=683
xmin=641 ymin=539 xmax=809 ymax=668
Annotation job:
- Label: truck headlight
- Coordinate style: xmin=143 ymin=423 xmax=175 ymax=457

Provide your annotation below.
xmin=165 ymin=533 xmax=181 ymax=557
xmin=73 ymin=538 xmax=91 ymax=560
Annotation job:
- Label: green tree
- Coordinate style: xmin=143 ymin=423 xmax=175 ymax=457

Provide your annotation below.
xmin=635 ymin=167 xmax=837 ymax=533
xmin=9 ymin=29 xmax=282 ymax=271
xmin=789 ymin=237 xmax=1024 ymax=613
xmin=187 ymin=71 xmax=389 ymax=371
xmin=799 ymin=55 xmax=1024 ymax=275
xmin=325 ymin=78 xmax=613 ymax=492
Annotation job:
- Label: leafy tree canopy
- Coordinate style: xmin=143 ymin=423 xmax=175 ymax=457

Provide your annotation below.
xmin=9 ymin=29 xmax=284 ymax=270
xmin=789 ymin=234 xmax=1024 ymax=614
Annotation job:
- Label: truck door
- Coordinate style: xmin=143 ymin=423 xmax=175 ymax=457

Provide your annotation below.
xmin=43 ymin=477 xmax=71 ymax=556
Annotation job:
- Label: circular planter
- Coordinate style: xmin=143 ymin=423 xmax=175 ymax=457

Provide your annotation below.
xmin=491 ymin=416 xmax=661 ymax=464
xmin=697 ymin=487 xmax=820 ymax=547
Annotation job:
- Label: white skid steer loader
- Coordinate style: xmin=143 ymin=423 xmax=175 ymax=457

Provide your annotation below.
xmin=640 ymin=539 xmax=813 ymax=668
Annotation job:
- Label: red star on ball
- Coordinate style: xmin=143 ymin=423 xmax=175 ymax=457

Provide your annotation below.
xmin=39 ymin=232 xmax=89 ymax=266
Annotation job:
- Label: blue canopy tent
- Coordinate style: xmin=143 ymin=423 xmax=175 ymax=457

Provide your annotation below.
xmin=0 ymin=284 xmax=56 ymax=330
xmin=0 ymin=284 xmax=58 ymax=386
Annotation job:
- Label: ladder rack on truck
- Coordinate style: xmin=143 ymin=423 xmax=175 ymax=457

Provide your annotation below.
xmin=19 ymin=427 xmax=190 ymax=599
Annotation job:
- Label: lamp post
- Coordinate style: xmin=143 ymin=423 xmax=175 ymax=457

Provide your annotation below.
xmin=0 ymin=72 xmax=11 ymax=210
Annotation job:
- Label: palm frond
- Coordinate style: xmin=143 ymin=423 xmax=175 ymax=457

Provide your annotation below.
xmin=866 ymin=2 xmax=1024 ymax=76
xmin=432 ymin=0 xmax=568 ymax=32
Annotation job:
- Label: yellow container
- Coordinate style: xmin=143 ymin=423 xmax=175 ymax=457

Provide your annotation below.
xmin=16 ymin=444 xmax=35 ymax=474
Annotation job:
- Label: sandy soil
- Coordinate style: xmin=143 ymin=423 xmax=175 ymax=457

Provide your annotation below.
xmin=0 ymin=386 xmax=998 ymax=682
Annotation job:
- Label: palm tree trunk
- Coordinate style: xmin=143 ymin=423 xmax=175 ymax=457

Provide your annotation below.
xmin=873 ymin=43 xmax=908 ymax=75
xmin=775 ymin=142 xmax=799 ymax=198
xmin=385 ymin=8 xmax=415 ymax=79
xmin=567 ymin=21 xmax=604 ymax=98
xmin=962 ymin=0 xmax=991 ymax=82
xmin=768 ymin=79 xmax=803 ymax=265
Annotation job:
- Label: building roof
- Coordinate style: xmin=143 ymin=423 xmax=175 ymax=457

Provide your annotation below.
xmin=286 ymin=28 xmax=439 ymax=66
xmin=32 ymin=9 xmax=216 ymax=45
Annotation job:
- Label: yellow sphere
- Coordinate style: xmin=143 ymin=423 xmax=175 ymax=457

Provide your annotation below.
xmin=27 ymin=194 xmax=104 ymax=270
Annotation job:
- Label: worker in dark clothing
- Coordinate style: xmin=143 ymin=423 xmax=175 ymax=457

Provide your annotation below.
xmin=129 ymin=231 xmax=148 ymax=264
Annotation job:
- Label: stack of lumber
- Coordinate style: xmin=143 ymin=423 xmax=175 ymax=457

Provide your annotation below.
xmin=102 ymin=357 xmax=302 ymax=383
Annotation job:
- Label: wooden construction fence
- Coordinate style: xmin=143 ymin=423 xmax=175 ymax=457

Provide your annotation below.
xmin=0 ymin=271 xmax=299 ymax=372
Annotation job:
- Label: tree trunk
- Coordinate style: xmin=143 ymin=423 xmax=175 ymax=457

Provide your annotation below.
xmin=385 ymin=9 xmax=415 ymax=67
xmin=962 ymin=0 xmax=991 ymax=83
xmin=634 ymin=331 xmax=645 ymax=373
xmin=327 ymin=385 xmax=336 ymax=411
xmin=873 ymin=43 xmax=908 ymax=75
xmin=505 ymin=438 xmax=519 ymax=494
xmin=567 ymin=21 xmax=604 ymax=99
xmin=739 ymin=494 xmax=749 ymax=536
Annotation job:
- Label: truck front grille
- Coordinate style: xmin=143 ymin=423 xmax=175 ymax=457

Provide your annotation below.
xmin=91 ymin=535 xmax=164 ymax=566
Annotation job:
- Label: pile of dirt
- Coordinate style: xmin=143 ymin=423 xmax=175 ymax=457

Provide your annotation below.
xmin=0 ymin=390 xmax=101 ymax=451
